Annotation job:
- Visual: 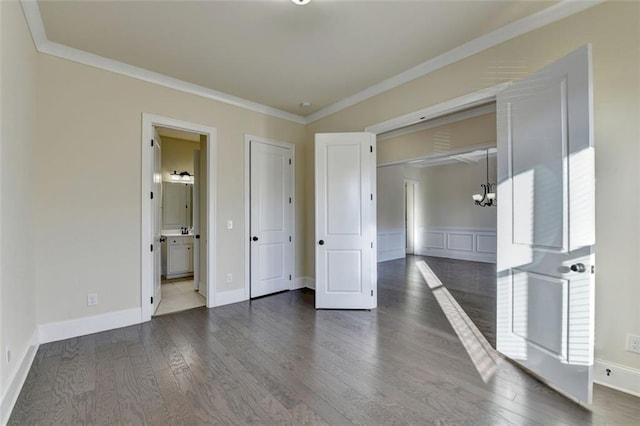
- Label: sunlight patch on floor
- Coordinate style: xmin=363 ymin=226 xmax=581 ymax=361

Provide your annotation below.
xmin=417 ymin=260 xmax=502 ymax=383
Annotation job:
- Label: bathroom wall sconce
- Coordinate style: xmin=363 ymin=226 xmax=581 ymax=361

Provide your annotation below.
xmin=170 ymin=170 xmax=194 ymax=184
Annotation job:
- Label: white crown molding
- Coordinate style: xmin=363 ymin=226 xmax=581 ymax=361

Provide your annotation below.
xmin=21 ymin=0 xmax=603 ymax=127
xmin=19 ymin=0 xmax=306 ymax=125
xmin=306 ymin=0 xmax=604 ymax=124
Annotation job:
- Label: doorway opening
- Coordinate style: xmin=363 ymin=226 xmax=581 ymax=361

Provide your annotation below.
xmin=141 ymin=114 xmax=217 ymax=322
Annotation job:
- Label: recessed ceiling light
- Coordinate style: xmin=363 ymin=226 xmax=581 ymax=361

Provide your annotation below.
xmin=300 ymin=101 xmax=312 ymax=109
xmin=292 ymin=0 xmax=311 ymax=5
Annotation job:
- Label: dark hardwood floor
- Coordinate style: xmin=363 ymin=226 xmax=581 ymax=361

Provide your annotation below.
xmin=9 ymin=256 xmax=640 ymax=425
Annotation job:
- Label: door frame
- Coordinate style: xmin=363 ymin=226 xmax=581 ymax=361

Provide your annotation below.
xmin=243 ymin=134 xmax=296 ymax=300
xmin=404 ymin=179 xmax=419 ymax=255
xmin=141 ymin=113 xmax=217 ymax=321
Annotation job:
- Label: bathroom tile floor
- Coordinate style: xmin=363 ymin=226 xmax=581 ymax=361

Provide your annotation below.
xmin=154 ymin=277 xmax=205 ymax=316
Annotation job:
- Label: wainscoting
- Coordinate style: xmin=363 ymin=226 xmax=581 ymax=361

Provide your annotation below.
xmin=377 ymin=228 xmax=406 ymax=262
xmin=416 ymin=227 xmax=496 ymax=263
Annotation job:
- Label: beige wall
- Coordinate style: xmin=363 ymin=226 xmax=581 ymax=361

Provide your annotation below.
xmin=34 ymin=53 xmax=306 ymax=322
xmin=378 ymin=113 xmax=496 ymax=165
xmin=307 ymin=1 xmax=640 ymax=369
xmin=159 ymin=136 xmax=200 ymax=183
xmin=420 ymin=159 xmax=497 ymax=230
xmin=377 ymin=165 xmax=420 ymax=231
xmin=0 ymin=0 xmax=38 ymax=403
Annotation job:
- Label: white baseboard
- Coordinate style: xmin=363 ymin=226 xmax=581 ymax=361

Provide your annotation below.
xmin=294 ymin=276 xmax=315 ymax=290
xmin=1 ymin=329 xmax=39 ymax=425
xmin=378 ymin=248 xmax=406 ymax=263
xmin=214 ymin=288 xmax=247 ymax=307
xmin=378 ymin=229 xmax=406 ymax=263
xmin=594 ymin=358 xmax=640 ymax=398
xmin=38 ymin=307 xmax=142 ymax=344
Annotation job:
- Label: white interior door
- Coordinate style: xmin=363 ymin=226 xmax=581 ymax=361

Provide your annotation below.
xmin=193 ymin=150 xmax=200 ymax=291
xmin=315 ymin=132 xmax=377 ymax=310
xmin=496 ymin=45 xmax=595 ymax=403
xmin=250 ymin=141 xmax=292 ymax=298
xmin=152 ymin=129 xmax=162 ymax=313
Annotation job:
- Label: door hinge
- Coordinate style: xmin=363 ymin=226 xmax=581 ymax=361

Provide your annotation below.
xmin=289 ymin=197 xmax=292 ymax=204
xmin=150 ymin=191 xmax=154 ymax=200
xmin=151 ymin=139 xmax=154 ymax=147
xmin=591 ymin=265 xmax=596 ymax=274
xmin=370 ymin=193 xmax=373 ymax=201
xmin=371 ymin=242 xmax=373 ymax=248
xmin=289 ymin=236 xmax=292 ymax=242
xmin=151 ymin=296 xmax=154 ymax=304
xmin=370 ymin=145 xmax=373 ymax=153
xmin=150 ymin=244 xmax=153 ymax=252
xmin=289 ymin=158 xmax=292 ymax=165
xmin=371 ymin=290 xmax=374 ymax=296
xmin=289 ymin=275 xmax=292 ymax=281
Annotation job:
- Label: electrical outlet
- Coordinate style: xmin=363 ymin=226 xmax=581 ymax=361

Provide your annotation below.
xmin=87 ymin=293 xmax=98 ymax=307
xmin=6 ymin=348 xmax=11 ymax=363
xmin=627 ymin=334 xmax=640 ymax=354
xmin=226 ymin=273 xmax=233 ymax=283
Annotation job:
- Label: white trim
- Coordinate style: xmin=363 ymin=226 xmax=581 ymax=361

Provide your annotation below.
xmin=214 ymin=288 xmax=246 ymax=307
xmin=0 ymin=330 xmax=39 ymax=425
xmin=38 ymin=308 xmax=142 ymax=344
xmin=377 ymin=229 xmax=406 ymax=263
xmin=243 ymin=135 xmax=296 ymax=301
xmin=292 ymin=277 xmax=308 ymax=290
xmin=594 ymin=359 xmax=640 ymax=398
xmin=416 ymin=227 xmax=497 ymax=264
xmin=142 ymin=114 xmax=217 ymax=320
xmin=19 ymin=1 xmax=304 ymax=125
xmin=20 ymin=0 xmax=602 ymax=126
xmin=367 ymin=83 xmax=510 ymax=135
xmin=307 ymin=1 xmax=603 ymax=124
xmin=377 ymin=103 xmax=496 ymax=142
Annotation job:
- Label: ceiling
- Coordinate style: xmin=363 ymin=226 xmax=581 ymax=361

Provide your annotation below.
xmin=37 ymin=0 xmax=558 ymax=117
xmin=156 ymin=126 xmax=202 ymax=143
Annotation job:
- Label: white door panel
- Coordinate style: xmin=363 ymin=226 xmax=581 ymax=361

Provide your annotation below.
xmin=315 ymin=132 xmax=376 ymax=310
xmin=152 ymin=129 xmax=162 ymax=314
xmin=497 ymin=45 xmax=595 ymax=403
xmin=250 ymin=141 xmax=292 ymax=298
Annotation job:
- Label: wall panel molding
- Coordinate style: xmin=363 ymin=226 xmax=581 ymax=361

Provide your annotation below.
xmin=377 ymin=229 xmax=406 ymax=262
xmin=417 ymin=226 xmax=496 ymax=263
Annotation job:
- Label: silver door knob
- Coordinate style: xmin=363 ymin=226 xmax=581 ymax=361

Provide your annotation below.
xmin=570 ymin=263 xmax=586 ymax=273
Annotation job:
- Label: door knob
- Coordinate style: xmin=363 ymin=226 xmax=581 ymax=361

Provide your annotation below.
xmin=570 ymin=263 xmax=586 ymax=273
xmin=319 ymin=240 xmax=325 ymax=245
xmin=252 ymin=236 xmax=258 ymax=241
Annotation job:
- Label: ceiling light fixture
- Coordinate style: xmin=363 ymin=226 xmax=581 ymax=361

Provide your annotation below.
xmin=292 ymin=0 xmax=311 ymax=5
xmin=472 ymin=149 xmax=496 ymax=207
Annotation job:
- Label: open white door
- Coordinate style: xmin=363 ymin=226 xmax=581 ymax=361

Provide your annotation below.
xmin=152 ymin=129 xmax=163 ymax=314
xmin=193 ymin=150 xmax=200 ymax=291
xmin=315 ymin=132 xmax=377 ymax=310
xmin=250 ymin=140 xmax=293 ymax=298
xmin=496 ymin=45 xmax=595 ymax=403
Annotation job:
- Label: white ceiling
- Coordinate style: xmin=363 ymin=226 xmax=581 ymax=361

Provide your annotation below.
xmin=37 ymin=0 xmax=558 ymax=117
xmin=156 ymin=126 xmax=202 ymax=143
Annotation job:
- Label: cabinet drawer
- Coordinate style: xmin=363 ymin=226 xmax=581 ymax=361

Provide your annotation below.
xmin=168 ymin=237 xmax=183 ymax=245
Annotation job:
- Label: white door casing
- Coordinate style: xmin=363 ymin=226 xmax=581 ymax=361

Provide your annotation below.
xmin=152 ymin=129 xmax=162 ymax=314
xmin=315 ymin=132 xmax=377 ymax=310
xmin=250 ymin=140 xmax=293 ymax=298
xmin=405 ymin=180 xmax=417 ymax=254
xmin=496 ymin=45 xmax=595 ymax=403
xmin=142 ymin=114 xmax=217 ymax=320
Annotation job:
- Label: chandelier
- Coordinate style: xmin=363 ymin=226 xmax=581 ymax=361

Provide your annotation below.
xmin=472 ymin=149 xmax=496 ymax=207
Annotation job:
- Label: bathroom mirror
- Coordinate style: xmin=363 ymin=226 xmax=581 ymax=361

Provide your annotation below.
xmin=162 ymin=182 xmax=193 ymax=230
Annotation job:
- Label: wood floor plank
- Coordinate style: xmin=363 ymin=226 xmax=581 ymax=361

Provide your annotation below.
xmin=8 ymin=255 xmax=640 ymax=425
